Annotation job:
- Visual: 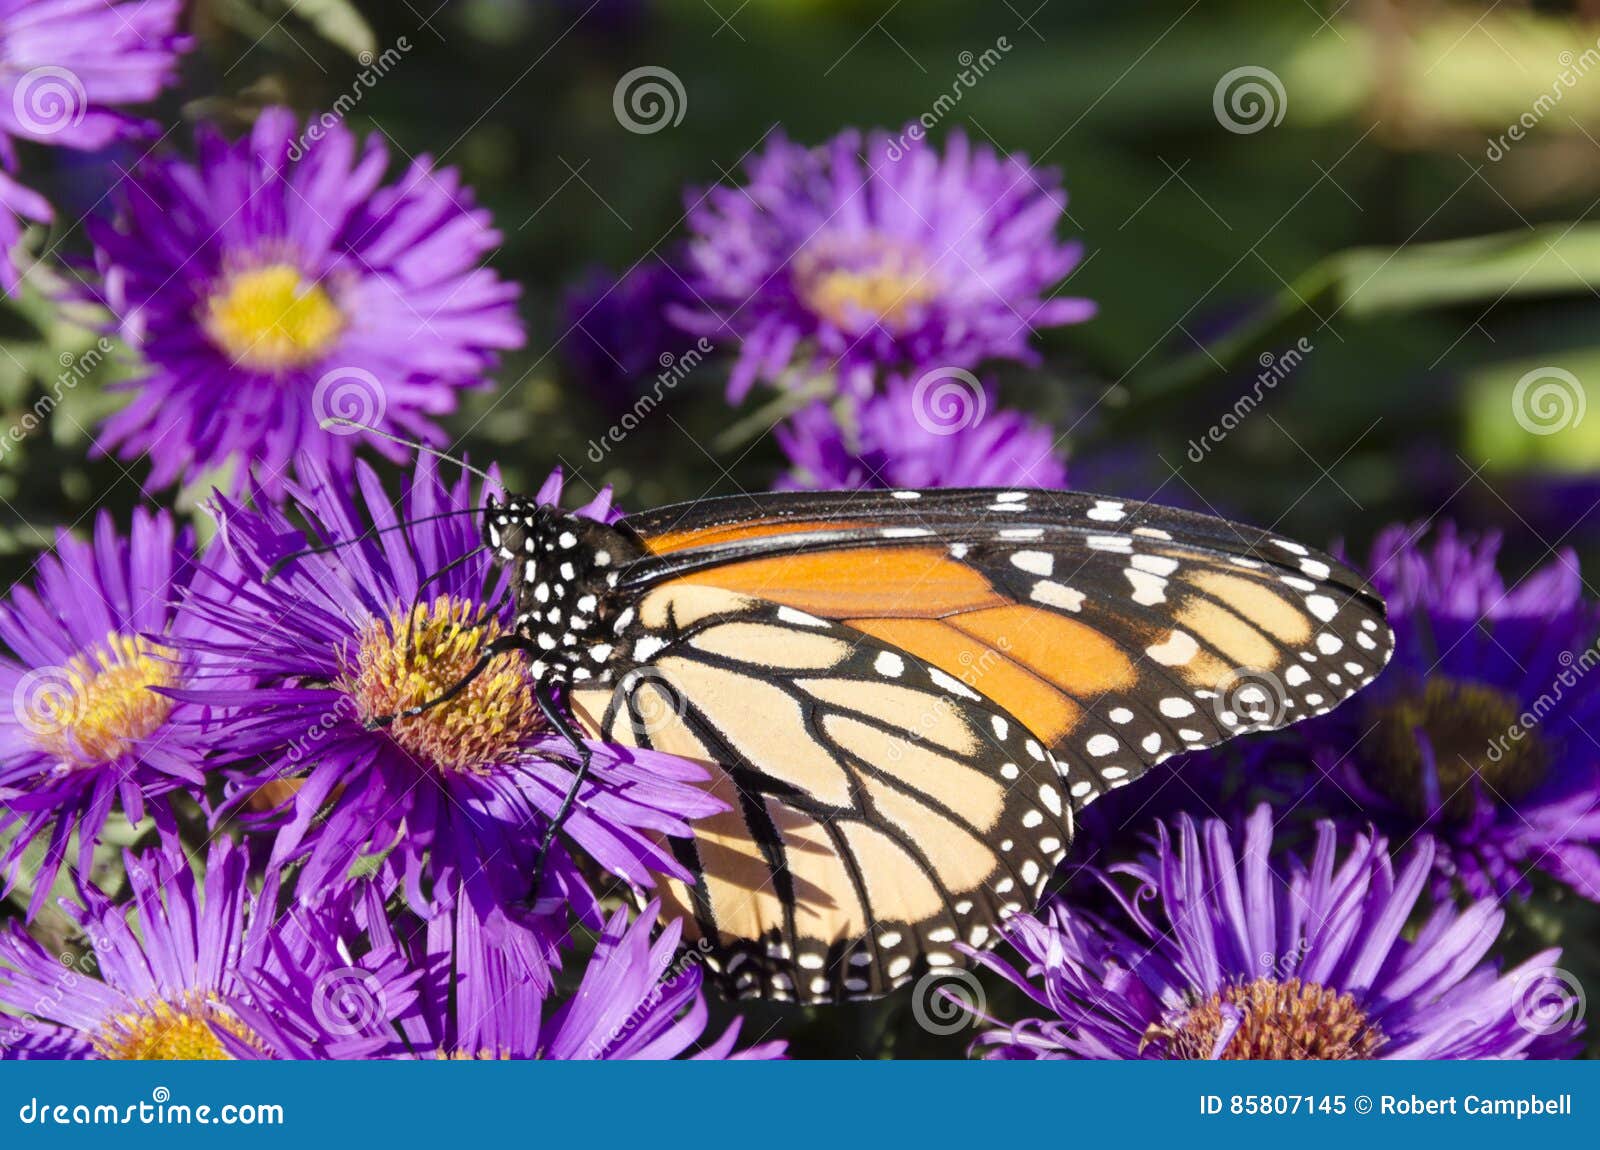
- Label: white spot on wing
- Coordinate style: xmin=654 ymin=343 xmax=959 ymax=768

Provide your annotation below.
xmin=1010 ymin=550 xmax=1054 ymax=577
xmin=776 ymin=606 xmax=829 ymax=629
xmin=1030 ymin=581 xmax=1084 ymax=612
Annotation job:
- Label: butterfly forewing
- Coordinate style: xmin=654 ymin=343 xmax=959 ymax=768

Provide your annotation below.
xmin=616 ymin=488 xmax=1392 ymax=806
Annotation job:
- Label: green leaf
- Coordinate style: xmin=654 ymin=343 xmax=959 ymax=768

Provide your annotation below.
xmin=288 ymin=0 xmax=377 ymax=60
xmin=1135 ymin=224 xmax=1600 ymax=404
xmin=1463 ymin=355 xmax=1599 ymax=473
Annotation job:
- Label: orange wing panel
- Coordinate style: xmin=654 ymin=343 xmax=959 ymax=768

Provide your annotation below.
xmin=644 ymin=519 xmax=857 ymax=555
xmin=845 ymin=616 xmax=1083 ymax=745
xmin=950 ymin=606 xmax=1140 ymax=697
xmin=667 ymin=547 xmax=1008 ymax=618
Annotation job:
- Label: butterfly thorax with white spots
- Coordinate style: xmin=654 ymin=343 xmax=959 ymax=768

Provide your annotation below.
xmin=481 ymin=495 xmax=645 ymax=686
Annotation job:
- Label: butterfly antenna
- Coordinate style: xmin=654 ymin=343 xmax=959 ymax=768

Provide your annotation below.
xmin=264 ymin=509 xmax=480 ymax=582
xmin=319 ymin=418 xmax=497 ymax=486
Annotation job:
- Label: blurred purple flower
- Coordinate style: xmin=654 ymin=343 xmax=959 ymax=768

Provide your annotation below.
xmin=87 ymin=107 xmax=523 ymax=492
xmin=0 ymin=509 xmax=223 ymax=919
xmin=563 ymin=258 xmax=700 ymax=410
xmin=678 ymin=126 xmax=1093 ymax=401
xmin=171 ymin=457 xmax=720 ymax=992
xmin=0 ymin=0 xmax=189 ymax=292
xmin=233 ymin=891 xmax=783 ymax=1060
xmin=1308 ymin=524 xmax=1600 ymax=902
xmin=0 ymin=838 xmax=414 ymax=1060
xmin=968 ymin=807 xmax=1583 ymax=1060
xmin=777 ymin=372 xmax=1067 ymax=490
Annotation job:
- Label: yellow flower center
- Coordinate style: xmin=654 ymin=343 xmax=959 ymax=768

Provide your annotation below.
xmin=794 ymin=236 xmax=938 ymax=332
xmin=93 ymin=993 xmax=260 ymax=1061
xmin=201 ymin=263 xmax=344 ymax=372
xmin=1142 ymin=977 xmax=1385 ymax=1060
xmin=1360 ymin=676 xmax=1547 ymax=824
xmin=32 ymin=633 xmax=177 ymax=769
xmin=341 ymin=597 xmax=541 ymax=774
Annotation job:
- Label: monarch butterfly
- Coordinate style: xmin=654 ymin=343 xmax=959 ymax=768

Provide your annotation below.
xmin=381 ymin=482 xmax=1392 ymax=1004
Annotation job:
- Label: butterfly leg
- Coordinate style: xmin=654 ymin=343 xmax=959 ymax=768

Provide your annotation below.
xmin=526 ymin=684 xmax=593 ymax=911
xmin=363 ymin=634 xmax=532 ymax=729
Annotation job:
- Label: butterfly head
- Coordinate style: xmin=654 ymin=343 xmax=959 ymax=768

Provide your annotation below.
xmin=481 ymin=493 xmax=639 ymax=685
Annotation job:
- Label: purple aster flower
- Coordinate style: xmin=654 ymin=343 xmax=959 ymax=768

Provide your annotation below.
xmin=173 ymin=456 xmax=722 ymax=991
xmin=562 ymin=257 xmax=701 ymax=410
xmin=246 ymin=896 xmax=782 ymax=1060
xmin=86 ymin=107 xmax=524 ymax=492
xmin=0 ymin=0 xmax=189 ymax=292
xmin=1308 ymin=523 xmax=1600 ymax=902
xmin=968 ymin=807 xmax=1583 ymax=1060
xmin=0 ymin=837 xmax=412 ymax=1060
xmin=0 ymin=508 xmax=224 ymax=919
xmin=678 ymin=127 xmax=1094 ymax=401
xmin=777 ymin=372 xmax=1068 ymax=490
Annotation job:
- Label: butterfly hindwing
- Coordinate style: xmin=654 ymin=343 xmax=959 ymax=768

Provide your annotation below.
xmin=569 ymin=584 xmax=1076 ymax=1003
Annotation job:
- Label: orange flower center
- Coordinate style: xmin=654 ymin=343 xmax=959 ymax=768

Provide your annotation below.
xmin=30 ymin=632 xmax=176 ymax=768
xmin=341 ymin=597 xmax=541 ymax=774
xmin=1142 ymin=976 xmax=1385 ymax=1060
xmin=93 ymin=993 xmax=261 ymax=1061
xmin=202 ymin=263 xmax=344 ymax=372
